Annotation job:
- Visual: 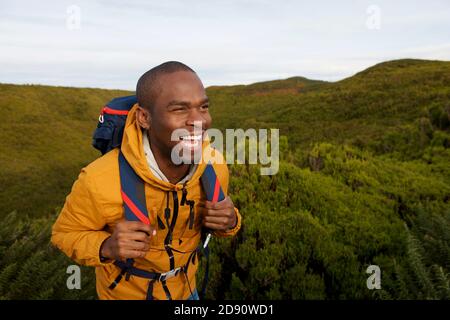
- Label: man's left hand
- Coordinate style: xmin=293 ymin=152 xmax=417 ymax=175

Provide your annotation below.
xmin=200 ymin=196 xmax=237 ymax=231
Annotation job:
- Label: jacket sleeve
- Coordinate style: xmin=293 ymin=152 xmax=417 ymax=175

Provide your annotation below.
xmin=51 ymin=169 xmax=111 ymax=267
xmin=211 ymin=160 xmax=242 ymax=238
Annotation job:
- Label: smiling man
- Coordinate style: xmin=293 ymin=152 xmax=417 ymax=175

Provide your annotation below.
xmin=51 ymin=61 xmax=242 ymax=300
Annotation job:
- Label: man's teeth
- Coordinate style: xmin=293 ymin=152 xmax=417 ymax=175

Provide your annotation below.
xmin=180 ymin=135 xmax=202 ymax=141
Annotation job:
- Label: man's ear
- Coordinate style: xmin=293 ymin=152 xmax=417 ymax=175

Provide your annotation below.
xmin=136 ymin=105 xmax=152 ymax=130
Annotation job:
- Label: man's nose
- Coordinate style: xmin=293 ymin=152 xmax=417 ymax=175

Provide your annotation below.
xmin=186 ymin=109 xmax=207 ymax=128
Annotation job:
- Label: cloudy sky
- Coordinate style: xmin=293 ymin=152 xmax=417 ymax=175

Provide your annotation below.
xmin=1 ymin=0 xmax=449 ymax=89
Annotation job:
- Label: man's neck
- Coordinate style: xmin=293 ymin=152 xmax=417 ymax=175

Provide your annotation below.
xmin=147 ymin=132 xmax=191 ymax=184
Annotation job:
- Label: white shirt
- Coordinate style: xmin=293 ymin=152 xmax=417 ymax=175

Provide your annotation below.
xmin=142 ymin=130 xmax=197 ymax=184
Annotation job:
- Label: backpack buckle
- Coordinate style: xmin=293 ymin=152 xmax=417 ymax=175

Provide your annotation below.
xmin=159 ymin=267 xmax=181 ymax=281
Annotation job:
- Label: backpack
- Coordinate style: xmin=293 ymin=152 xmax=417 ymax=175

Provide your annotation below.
xmin=93 ymin=95 xmax=137 ymax=155
xmin=92 ymin=96 xmax=224 ymax=300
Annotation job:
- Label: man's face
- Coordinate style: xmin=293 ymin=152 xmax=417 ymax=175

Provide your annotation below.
xmin=145 ymin=70 xmax=212 ymax=162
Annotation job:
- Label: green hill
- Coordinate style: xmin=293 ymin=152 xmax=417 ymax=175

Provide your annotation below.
xmin=0 ymin=59 xmax=449 ymax=299
xmin=207 ymin=59 xmax=450 ymax=153
xmin=0 ymin=84 xmax=130 ymax=217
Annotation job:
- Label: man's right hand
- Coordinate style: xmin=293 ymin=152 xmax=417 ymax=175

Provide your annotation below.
xmin=100 ymin=220 xmax=156 ymax=261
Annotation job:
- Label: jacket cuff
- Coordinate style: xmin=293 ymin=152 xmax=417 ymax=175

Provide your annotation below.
xmin=213 ymin=207 xmax=241 ymax=238
xmin=98 ymin=235 xmax=113 ymax=265
xmin=92 ymin=232 xmax=113 ymax=266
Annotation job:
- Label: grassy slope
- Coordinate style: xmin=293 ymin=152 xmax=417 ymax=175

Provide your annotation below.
xmin=0 ymin=84 xmax=130 ymax=217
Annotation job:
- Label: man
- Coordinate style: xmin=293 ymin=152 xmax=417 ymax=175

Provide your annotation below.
xmin=51 ymin=61 xmax=242 ymax=300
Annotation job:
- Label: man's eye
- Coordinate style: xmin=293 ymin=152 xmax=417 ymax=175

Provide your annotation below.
xmin=172 ymin=107 xmax=187 ymax=112
xmin=201 ymin=104 xmax=209 ymax=110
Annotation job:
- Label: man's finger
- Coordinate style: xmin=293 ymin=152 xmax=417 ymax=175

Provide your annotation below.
xmin=203 ymin=222 xmax=227 ymax=231
xmin=204 ymin=215 xmax=229 ymax=225
xmin=203 ymin=208 xmax=232 ymax=218
xmin=122 ymin=240 xmax=150 ymax=252
xmin=121 ymin=249 xmax=148 ymax=260
xmin=204 ymin=197 xmax=232 ymax=209
xmin=203 ymin=201 xmax=218 ymax=210
xmin=124 ymin=221 xmax=153 ymax=234
xmin=205 ymin=205 xmax=235 ymax=216
xmin=126 ymin=231 xmax=151 ymax=244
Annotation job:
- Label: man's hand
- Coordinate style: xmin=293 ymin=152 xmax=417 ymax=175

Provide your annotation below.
xmin=200 ymin=196 xmax=237 ymax=231
xmin=100 ymin=220 xmax=156 ymax=261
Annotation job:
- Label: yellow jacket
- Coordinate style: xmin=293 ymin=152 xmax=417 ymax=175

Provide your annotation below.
xmin=51 ymin=104 xmax=242 ymax=300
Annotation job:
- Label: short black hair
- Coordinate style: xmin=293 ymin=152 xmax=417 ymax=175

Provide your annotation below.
xmin=136 ymin=61 xmax=196 ymax=112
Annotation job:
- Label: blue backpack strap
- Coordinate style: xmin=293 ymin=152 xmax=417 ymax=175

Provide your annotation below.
xmin=198 ymin=162 xmax=225 ymax=299
xmin=201 ymin=162 xmax=225 ymax=202
xmin=109 ymin=151 xmax=151 ymax=291
xmin=118 ymin=151 xmax=150 ymax=225
xmin=108 ymin=151 xmax=150 ymax=289
xmin=200 ymin=161 xmax=225 ymax=247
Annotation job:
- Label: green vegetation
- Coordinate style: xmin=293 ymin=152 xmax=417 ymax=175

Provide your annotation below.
xmin=207 ymin=140 xmax=450 ymax=299
xmin=0 ymin=210 xmax=96 ymax=299
xmin=0 ymin=59 xmax=449 ymax=299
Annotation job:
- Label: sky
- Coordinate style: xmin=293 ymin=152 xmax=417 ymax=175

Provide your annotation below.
xmin=1 ymin=0 xmax=449 ymax=90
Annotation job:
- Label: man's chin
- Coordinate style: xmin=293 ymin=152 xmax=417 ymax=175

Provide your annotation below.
xmin=171 ymin=144 xmax=203 ymax=165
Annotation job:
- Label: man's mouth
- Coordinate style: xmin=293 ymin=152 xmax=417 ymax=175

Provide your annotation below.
xmin=179 ymin=134 xmax=203 ymax=147
xmin=179 ymin=134 xmax=202 ymax=141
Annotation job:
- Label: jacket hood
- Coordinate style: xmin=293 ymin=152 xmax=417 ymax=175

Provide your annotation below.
xmin=120 ymin=104 xmax=215 ymax=191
